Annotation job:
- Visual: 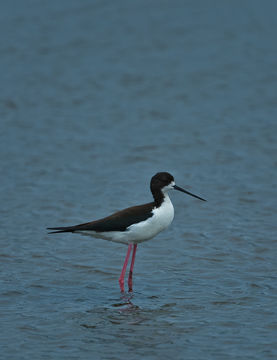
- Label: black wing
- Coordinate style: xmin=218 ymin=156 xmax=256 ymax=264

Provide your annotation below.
xmin=47 ymin=202 xmax=154 ymax=234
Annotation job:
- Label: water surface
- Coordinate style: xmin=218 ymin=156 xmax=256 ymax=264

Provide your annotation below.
xmin=1 ymin=1 xmax=277 ymax=359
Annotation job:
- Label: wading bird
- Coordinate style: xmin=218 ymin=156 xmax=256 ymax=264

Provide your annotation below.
xmin=48 ymin=172 xmax=206 ymax=292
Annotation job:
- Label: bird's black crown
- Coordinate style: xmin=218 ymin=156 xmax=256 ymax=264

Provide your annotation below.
xmin=150 ymin=172 xmax=174 ymax=195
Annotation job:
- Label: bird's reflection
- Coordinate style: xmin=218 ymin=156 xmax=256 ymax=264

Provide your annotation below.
xmin=112 ymin=292 xmax=139 ymax=312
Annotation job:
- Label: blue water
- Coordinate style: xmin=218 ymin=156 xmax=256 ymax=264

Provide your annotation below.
xmin=1 ymin=1 xmax=277 ymax=359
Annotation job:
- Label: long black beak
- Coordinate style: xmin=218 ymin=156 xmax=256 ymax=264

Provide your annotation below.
xmin=173 ymin=185 xmax=206 ymax=201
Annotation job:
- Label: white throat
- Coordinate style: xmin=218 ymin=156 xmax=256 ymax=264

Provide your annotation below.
xmin=162 ymin=181 xmax=175 ymax=194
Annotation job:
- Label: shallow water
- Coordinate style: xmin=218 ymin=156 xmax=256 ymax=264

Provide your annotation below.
xmin=1 ymin=1 xmax=277 ymax=359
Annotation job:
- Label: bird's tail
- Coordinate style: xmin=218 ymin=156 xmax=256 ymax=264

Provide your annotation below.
xmin=47 ymin=226 xmax=77 ymax=234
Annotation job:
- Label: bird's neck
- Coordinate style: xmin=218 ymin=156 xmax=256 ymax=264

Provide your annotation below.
xmin=152 ymin=190 xmax=171 ymax=207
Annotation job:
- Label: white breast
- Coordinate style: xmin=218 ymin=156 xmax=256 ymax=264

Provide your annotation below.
xmin=124 ymin=193 xmax=174 ymax=244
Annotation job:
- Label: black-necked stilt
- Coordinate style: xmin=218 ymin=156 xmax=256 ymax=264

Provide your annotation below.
xmin=48 ymin=172 xmax=206 ymax=292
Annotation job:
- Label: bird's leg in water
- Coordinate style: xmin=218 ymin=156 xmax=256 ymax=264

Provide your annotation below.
xmin=128 ymin=244 xmax=137 ymax=292
xmin=118 ymin=244 xmax=132 ymax=292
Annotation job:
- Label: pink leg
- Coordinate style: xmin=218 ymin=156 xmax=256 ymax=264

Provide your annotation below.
xmin=118 ymin=244 xmax=132 ymax=292
xmin=128 ymin=244 xmax=137 ymax=292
